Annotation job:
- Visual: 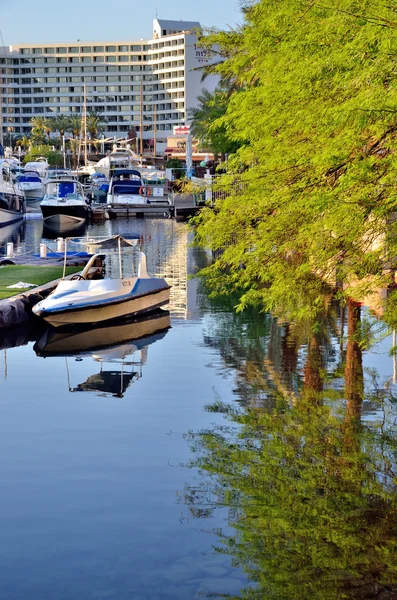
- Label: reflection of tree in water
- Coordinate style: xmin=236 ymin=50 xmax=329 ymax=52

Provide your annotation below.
xmin=184 ymin=299 xmax=397 ymax=599
xmin=202 ymin=292 xmax=341 ymax=408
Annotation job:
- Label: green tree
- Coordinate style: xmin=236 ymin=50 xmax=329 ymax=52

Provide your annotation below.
xmin=189 ymin=87 xmax=240 ymax=158
xmin=195 ymin=0 xmax=397 ymax=317
xmin=86 ymin=111 xmax=106 ymax=139
xmin=68 ymin=115 xmax=82 ymax=139
xmin=52 ymin=115 xmax=71 ymax=137
xmin=23 ymin=144 xmax=63 ymax=167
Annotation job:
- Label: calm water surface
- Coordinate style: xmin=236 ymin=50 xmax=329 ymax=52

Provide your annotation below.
xmin=1 ymin=217 xmax=397 ymax=599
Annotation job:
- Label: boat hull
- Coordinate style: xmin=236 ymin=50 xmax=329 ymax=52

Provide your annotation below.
xmin=36 ymin=287 xmax=170 ymax=327
xmin=0 ymin=208 xmax=24 ymax=227
xmin=41 ymin=204 xmax=88 ymax=228
xmin=22 ymin=186 xmax=45 ymax=200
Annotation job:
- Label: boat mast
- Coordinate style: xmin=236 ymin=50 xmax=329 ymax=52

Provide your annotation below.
xmin=140 ymin=79 xmax=143 ymax=165
xmin=0 ymin=32 xmax=7 ymax=147
xmin=83 ymin=84 xmax=88 ymax=167
xmin=153 ymin=102 xmax=157 ymax=158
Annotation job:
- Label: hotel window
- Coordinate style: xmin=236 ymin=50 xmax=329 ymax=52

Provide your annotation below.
xmin=118 ymin=45 xmax=128 ymax=52
xmin=57 ymin=47 xmax=67 ymax=54
xmin=32 ymin=48 xmax=43 ymax=55
xmin=130 ymin=45 xmax=141 ymax=51
xmin=107 ymin=85 xmax=117 ymax=92
xmin=106 ymin=46 xmax=116 ymax=52
xmin=81 ymin=56 xmax=92 ymax=63
xmin=69 ymin=47 xmax=79 ymax=54
xmin=106 ymin=66 xmax=117 ymax=72
xmin=57 ymin=57 xmax=67 ymax=63
xmin=81 ymin=47 xmax=91 ymax=53
xmin=57 ymin=67 xmax=67 ymax=73
xmin=118 ymin=56 xmax=129 ymax=62
xmin=93 ymin=57 xmax=104 ymax=62
xmin=58 ymin=77 xmax=67 ymax=82
xmin=106 ymin=56 xmax=116 ymax=63
xmin=93 ymin=46 xmax=104 ymax=53
xmin=45 ymin=57 xmax=56 ymax=63
xmin=69 ymin=57 xmax=79 ymax=63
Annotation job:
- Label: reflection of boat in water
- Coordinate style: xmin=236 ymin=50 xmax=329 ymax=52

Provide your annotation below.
xmin=42 ymin=221 xmax=86 ymax=240
xmin=0 ymin=219 xmax=25 ymax=248
xmin=34 ymin=310 xmax=171 ymax=397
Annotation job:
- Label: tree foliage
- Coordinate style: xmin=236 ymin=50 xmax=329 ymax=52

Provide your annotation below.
xmin=189 ymin=87 xmax=241 ymax=157
xmin=195 ymin=0 xmax=397 ymax=316
xmin=23 ymin=145 xmax=63 ymax=167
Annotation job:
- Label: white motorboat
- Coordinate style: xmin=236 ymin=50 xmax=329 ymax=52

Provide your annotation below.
xmin=32 ymin=237 xmax=171 ymax=327
xmin=16 ymin=170 xmax=46 ymax=210
xmin=0 ymin=167 xmax=25 ymax=227
xmin=40 ymin=178 xmax=90 ymax=229
xmin=107 ymin=169 xmax=170 ymax=207
xmin=24 ymin=158 xmax=49 ymax=179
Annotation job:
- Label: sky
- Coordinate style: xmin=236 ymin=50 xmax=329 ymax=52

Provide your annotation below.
xmin=0 ymin=0 xmax=242 ymax=45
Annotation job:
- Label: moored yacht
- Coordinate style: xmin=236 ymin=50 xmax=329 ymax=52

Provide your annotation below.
xmin=40 ymin=178 xmax=90 ymax=230
xmin=0 ymin=168 xmax=25 ymax=227
xmin=16 ymin=170 xmax=46 ymax=210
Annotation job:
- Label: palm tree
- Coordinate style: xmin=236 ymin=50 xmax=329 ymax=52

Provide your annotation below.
xmin=16 ymin=135 xmax=31 ymax=151
xmin=68 ymin=115 xmax=82 ymax=139
xmin=52 ymin=115 xmax=71 ymax=137
xmin=86 ymin=111 xmax=106 ymax=138
xmin=86 ymin=111 xmax=106 ymax=153
xmin=30 ymin=116 xmax=48 ymax=145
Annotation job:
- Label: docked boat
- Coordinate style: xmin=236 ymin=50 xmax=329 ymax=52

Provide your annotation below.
xmin=16 ymin=170 xmax=46 ymax=210
xmin=32 ymin=236 xmax=171 ymax=327
xmin=107 ymin=169 xmax=170 ymax=206
xmin=0 ymin=168 xmax=25 ymax=227
xmin=40 ymin=178 xmax=90 ymax=229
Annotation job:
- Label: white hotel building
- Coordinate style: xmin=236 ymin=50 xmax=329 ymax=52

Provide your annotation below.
xmin=0 ymin=19 xmax=218 ymax=153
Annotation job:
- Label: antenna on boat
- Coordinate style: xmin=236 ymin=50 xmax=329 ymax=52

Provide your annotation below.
xmin=140 ymin=79 xmax=143 ymax=166
xmin=118 ymin=235 xmax=123 ymax=279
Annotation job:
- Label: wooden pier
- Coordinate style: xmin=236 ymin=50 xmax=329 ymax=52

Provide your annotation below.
xmin=92 ymin=194 xmax=203 ymax=221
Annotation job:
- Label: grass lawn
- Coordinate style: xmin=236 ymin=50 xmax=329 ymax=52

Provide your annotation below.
xmin=0 ymin=265 xmax=81 ymax=300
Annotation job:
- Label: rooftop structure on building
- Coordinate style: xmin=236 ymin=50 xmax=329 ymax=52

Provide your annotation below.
xmin=0 ymin=19 xmax=218 ymax=154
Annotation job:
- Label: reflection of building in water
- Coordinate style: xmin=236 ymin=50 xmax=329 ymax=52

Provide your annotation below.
xmin=139 ymin=220 xmax=207 ymax=319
